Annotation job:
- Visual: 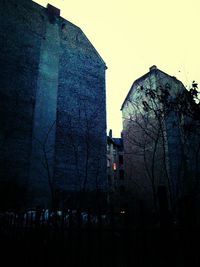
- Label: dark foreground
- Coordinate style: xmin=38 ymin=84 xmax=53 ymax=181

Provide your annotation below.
xmin=0 ymin=210 xmax=200 ymax=267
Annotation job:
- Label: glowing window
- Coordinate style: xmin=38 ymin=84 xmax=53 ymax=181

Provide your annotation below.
xmin=113 ymin=162 xmax=117 ymax=171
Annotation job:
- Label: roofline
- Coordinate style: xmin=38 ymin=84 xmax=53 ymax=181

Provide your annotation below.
xmin=120 ymin=70 xmax=150 ymax=110
xmin=107 ymin=136 xmax=123 ymax=146
xmin=79 ymin=30 xmax=107 ymax=68
xmin=59 ymin=17 xmax=107 ymax=69
xmin=120 ymin=67 xmax=186 ymax=110
xmin=33 ymin=2 xmax=107 ymax=69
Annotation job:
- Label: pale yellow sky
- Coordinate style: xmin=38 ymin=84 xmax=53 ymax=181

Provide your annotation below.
xmin=34 ymin=0 xmax=200 ymax=137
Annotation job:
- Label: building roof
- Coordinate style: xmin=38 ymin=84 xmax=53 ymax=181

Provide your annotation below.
xmin=121 ymin=65 xmax=185 ymax=110
xmin=34 ymin=2 xmax=107 ymax=68
xmin=112 ymin=138 xmax=123 ymax=147
xmin=107 ymin=136 xmax=123 ymax=148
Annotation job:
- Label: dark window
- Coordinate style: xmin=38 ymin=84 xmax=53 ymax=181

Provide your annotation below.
xmin=119 ymin=170 xmax=124 ymax=180
xmin=119 ymin=185 xmax=125 ymax=194
xmin=62 ymin=23 xmax=66 ymax=29
xmin=119 ymin=155 xmax=123 ymax=165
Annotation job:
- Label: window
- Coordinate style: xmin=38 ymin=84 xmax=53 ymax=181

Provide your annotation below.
xmin=107 ymin=144 xmax=110 ymax=154
xmin=119 ymin=170 xmax=124 ymax=180
xmin=107 ymin=159 xmax=111 ymax=168
xmin=119 ymin=185 xmax=125 ymax=194
xmin=119 ymin=155 xmax=123 ymax=165
xmin=113 ymin=162 xmax=117 ymax=171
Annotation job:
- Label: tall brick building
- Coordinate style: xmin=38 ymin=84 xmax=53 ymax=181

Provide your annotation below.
xmin=121 ymin=66 xmax=200 ymax=223
xmin=0 ymin=0 xmax=107 ymax=209
xmin=107 ymin=130 xmax=125 ymax=209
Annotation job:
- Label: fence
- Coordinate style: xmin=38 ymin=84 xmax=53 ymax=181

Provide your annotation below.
xmin=0 ymin=208 xmax=200 ymax=267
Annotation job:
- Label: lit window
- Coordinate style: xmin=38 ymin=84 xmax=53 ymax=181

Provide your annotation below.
xmin=113 ymin=162 xmax=117 ymax=171
xmin=120 ymin=209 xmax=126 ymax=214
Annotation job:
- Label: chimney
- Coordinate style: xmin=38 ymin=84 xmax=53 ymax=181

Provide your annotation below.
xmin=149 ymin=65 xmax=157 ymax=72
xmin=47 ymin=3 xmax=60 ymax=23
xmin=109 ymin=129 xmax=112 ymax=138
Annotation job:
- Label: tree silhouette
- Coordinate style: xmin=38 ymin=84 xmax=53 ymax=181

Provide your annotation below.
xmin=122 ymin=75 xmax=200 ymax=223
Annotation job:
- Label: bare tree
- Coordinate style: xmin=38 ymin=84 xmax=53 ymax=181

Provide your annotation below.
xmin=63 ymin=94 xmax=107 ymax=209
xmin=34 ymin=120 xmax=57 ymax=209
xmin=123 ymin=95 xmax=171 ymax=213
xmin=122 ymin=75 xmax=200 ymax=220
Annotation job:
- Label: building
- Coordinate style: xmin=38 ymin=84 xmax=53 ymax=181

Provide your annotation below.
xmin=0 ymin=0 xmax=107 ymax=209
xmin=121 ymin=66 xmax=200 ymax=223
xmin=107 ymin=130 xmax=126 ymax=209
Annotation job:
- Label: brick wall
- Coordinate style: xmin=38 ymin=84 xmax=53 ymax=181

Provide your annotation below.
xmin=0 ymin=0 xmax=107 ymax=209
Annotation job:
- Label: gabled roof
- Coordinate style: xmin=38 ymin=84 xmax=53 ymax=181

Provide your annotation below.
xmin=34 ymin=2 xmax=107 ymax=68
xmin=107 ymin=136 xmax=123 ymax=148
xmin=112 ymin=138 xmax=123 ymax=147
xmin=121 ymin=66 xmax=185 ymax=110
xmin=59 ymin=16 xmax=107 ymax=68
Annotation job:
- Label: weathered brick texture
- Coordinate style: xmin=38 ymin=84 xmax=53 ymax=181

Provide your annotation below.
xmin=0 ymin=0 xmax=107 ymax=209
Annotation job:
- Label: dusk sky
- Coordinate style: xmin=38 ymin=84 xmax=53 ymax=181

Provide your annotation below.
xmin=34 ymin=0 xmax=200 ymax=137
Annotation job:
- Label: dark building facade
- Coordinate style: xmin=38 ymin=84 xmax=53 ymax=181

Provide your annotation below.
xmin=0 ymin=0 xmax=107 ymax=209
xmin=121 ymin=66 xmax=200 ymax=224
xmin=107 ymin=130 xmax=125 ymax=209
